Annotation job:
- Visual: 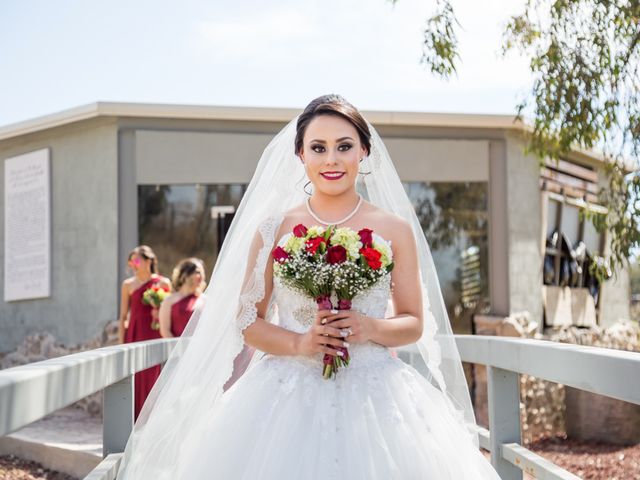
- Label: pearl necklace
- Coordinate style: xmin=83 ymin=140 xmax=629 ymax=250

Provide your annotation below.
xmin=305 ymin=195 xmax=363 ymax=226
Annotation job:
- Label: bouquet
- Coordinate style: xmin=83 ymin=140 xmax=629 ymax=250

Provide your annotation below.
xmin=142 ymin=284 xmax=170 ymax=330
xmin=273 ymin=224 xmax=394 ymax=379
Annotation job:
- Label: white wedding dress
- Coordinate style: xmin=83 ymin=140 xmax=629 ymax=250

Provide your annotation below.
xmin=172 ymin=233 xmax=501 ymax=479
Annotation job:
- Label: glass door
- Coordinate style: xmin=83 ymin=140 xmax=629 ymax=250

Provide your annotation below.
xmin=138 ymin=184 xmax=247 ymax=278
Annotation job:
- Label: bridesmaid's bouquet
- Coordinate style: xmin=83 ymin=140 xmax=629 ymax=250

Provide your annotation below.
xmin=142 ymin=285 xmax=170 ymax=330
xmin=273 ymin=224 xmax=394 ymax=379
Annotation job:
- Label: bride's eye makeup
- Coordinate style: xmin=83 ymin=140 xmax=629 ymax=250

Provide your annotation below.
xmin=310 ymin=143 xmax=353 ymax=153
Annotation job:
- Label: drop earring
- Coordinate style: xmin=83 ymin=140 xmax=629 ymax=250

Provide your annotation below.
xmin=303 ymin=181 xmax=313 ymax=196
xmin=358 ymin=158 xmax=372 ymax=176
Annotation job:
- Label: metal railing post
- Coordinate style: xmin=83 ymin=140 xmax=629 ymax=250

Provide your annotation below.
xmin=487 ymin=365 xmax=522 ymax=480
xmin=103 ymin=374 xmax=134 ymax=457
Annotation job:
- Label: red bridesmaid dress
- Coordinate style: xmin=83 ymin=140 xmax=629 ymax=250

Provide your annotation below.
xmin=125 ymin=275 xmax=163 ymax=420
xmin=170 ymin=293 xmax=199 ymax=337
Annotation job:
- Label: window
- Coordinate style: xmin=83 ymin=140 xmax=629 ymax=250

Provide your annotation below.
xmin=403 ymin=181 xmax=490 ymax=334
xmin=542 ymin=194 xmax=606 ymax=290
xmin=138 ymin=181 xmax=490 ymax=335
xmin=540 ymin=157 xmax=606 ymax=321
xmin=541 ymin=192 xmax=607 ymax=327
xmin=138 ymin=184 xmax=247 ymax=277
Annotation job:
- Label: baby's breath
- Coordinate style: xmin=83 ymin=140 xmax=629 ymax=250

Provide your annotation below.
xmin=273 ymin=225 xmax=394 ymax=303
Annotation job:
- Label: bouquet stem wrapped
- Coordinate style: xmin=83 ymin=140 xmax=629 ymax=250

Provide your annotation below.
xmin=322 ymin=298 xmax=351 ymax=380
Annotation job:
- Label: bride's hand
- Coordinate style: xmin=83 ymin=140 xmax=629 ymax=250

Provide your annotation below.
xmin=324 ymin=310 xmax=374 ymax=345
xmin=294 ymin=310 xmax=350 ymax=357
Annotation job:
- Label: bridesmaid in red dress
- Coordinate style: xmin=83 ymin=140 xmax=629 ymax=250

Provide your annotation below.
xmin=118 ymin=245 xmax=172 ymax=420
xmin=158 ymin=258 xmax=206 ymax=338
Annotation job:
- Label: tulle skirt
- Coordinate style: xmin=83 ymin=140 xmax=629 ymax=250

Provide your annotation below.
xmin=174 ymin=344 xmax=501 ymax=479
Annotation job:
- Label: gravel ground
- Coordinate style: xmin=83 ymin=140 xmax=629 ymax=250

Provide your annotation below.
xmin=2 ymin=438 xmax=639 ymax=479
xmin=529 ymin=435 xmax=640 ymax=479
xmin=0 ymin=456 xmax=76 ymax=480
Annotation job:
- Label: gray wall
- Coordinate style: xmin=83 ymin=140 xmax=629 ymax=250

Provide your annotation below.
xmin=133 ymin=129 xmax=490 ymax=184
xmin=0 ymin=119 xmax=119 ymax=352
xmin=596 ymin=161 xmax=632 ymax=326
xmin=135 ymin=130 xmax=274 ymax=184
xmin=599 ymin=267 xmax=631 ymax=327
xmin=505 ymin=133 xmax=544 ymax=324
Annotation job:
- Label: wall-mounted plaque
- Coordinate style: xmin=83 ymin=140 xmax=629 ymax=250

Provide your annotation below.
xmin=4 ymin=148 xmax=51 ymax=301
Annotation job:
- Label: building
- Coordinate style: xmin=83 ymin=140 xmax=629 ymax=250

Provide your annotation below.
xmin=0 ymin=102 xmax=631 ymax=353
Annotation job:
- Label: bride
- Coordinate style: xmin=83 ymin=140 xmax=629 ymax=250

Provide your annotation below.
xmin=117 ymin=94 xmax=501 ymax=479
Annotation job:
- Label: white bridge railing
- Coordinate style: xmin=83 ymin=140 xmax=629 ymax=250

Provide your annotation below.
xmin=0 ymin=335 xmax=638 ymax=480
xmin=458 ymin=336 xmax=640 ymax=479
xmin=0 ymin=338 xmax=178 ymax=479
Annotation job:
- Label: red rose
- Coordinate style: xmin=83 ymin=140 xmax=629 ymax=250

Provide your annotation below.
xmin=358 ymin=228 xmax=374 ymax=248
xmin=360 ymin=247 xmax=382 ymax=270
xmin=305 ymin=237 xmax=325 ymax=255
xmin=272 ymin=246 xmax=290 ymax=263
xmin=293 ymin=224 xmax=308 ymax=238
xmin=152 ymin=286 xmax=159 ymax=291
xmin=326 ymin=245 xmax=347 ymax=264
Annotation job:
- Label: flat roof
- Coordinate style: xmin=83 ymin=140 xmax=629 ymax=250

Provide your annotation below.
xmin=0 ymin=101 xmax=634 ymax=171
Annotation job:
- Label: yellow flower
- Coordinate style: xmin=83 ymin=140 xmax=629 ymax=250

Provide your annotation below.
xmin=373 ymin=240 xmax=393 ymax=268
xmin=330 ymin=228 xmax=362 ymax=260
xmin=284 ymin=235 xmax=305 ymax=254
xmin=306 ymin=225 xmax=325 ymax=238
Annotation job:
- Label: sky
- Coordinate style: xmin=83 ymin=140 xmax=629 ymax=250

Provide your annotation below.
xmin=1 ymin=0 xmax=638 ymax=262
xmin=0 ymin=0 xmax=532 ymax=127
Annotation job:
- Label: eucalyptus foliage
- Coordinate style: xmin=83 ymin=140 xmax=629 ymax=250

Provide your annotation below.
xmin=404 ymin=0 xmax=640 ymax=280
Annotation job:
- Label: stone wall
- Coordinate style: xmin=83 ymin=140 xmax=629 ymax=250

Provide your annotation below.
xmin=0 ymin=320 xmax=119 ymax=416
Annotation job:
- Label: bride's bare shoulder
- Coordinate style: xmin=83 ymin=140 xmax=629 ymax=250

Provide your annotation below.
xmin=362 ymin=201 xmax=414 ymax=245
xmin=362 ymin=201 xmax=410 ymax=228
xmin=274 ymin=203 xmax=308 ymax=237
xmin=283 ymin=203 xmax=307 ymax=218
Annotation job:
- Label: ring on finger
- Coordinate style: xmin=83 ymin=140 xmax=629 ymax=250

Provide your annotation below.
xmin=340 ymin=328 xmax=353 ymax=337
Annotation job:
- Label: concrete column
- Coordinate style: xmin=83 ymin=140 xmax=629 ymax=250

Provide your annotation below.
xmin=488 ymin=140 xmax=510 ymax=316
xmin=117 ymin=129 xmax=138 ymax=289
